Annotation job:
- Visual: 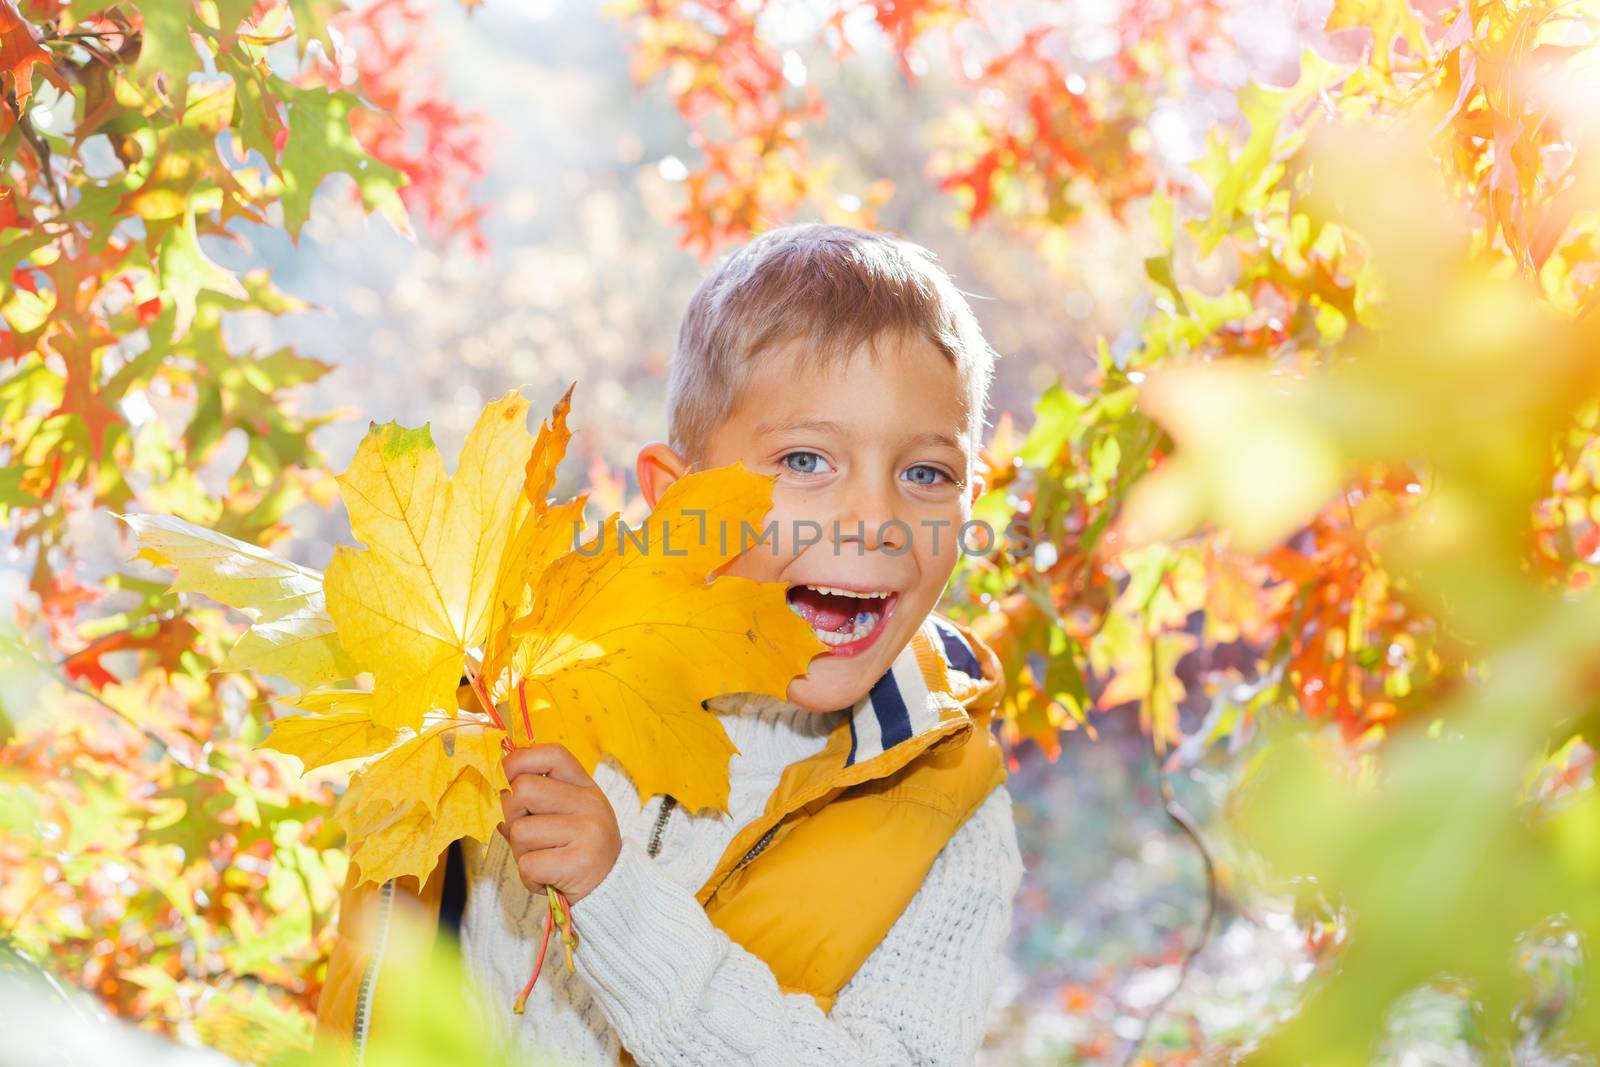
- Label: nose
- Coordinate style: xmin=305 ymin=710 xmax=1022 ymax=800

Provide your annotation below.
xmin=830 ymin=471 xmax=908 ymax=555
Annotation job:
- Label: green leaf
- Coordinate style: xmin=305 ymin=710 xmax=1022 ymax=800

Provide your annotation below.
xmin=132 ymin=2 xmax=201 ymax=109
xmin=212 ymin=0 xmax=259 ymax=35
xmin=220 ymin=54 xmax=288 ymax=171
xmin=278 ymin=87 xmax=409 ymax=239
xmin=115 ymin=512 xmax=364 ymax=689
xmin=155 ymin=207 xmax=247 ymax=339
xmin=0 ymin=624 xmax=55 ymax=743
xmin=1017 ymin=383 xmax=1089 ymax=468
xmin=289 ymin=0 xmax=344 ymax=54
xmin=0 ymin=465 xmax=40 ymax=517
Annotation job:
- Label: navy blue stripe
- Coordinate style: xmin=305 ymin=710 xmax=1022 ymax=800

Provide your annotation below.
xmin=845 ymin=711 xmax=859 ymax=767
xmin=934 ymin=618 xmax=982 ymax=680
xmin=869 ymin=668 xmax=913 ymax=752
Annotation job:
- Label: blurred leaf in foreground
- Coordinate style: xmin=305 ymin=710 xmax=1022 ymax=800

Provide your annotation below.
xmin=1172 ymin=118 xmax=1600 ymax=1064
xmin=289 ymin=906 xmax=583 ymax=1067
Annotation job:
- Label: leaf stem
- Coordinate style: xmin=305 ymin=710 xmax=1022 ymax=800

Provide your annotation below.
xmin=513 ymin=906 xmax=555 ymax=1015
xmin=463 ymin=662 xmax=512 ymax=753
xmin=496 ymin=673 xmax=580 ymax=995
xmin=549 ymin=885 xmax=577 ymax=972
xmin=517 ymin=678 xmax=535 ymax=749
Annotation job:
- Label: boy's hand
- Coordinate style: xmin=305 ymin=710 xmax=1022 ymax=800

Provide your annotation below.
xmin=499 ymin=743 xmax=622 ymax=905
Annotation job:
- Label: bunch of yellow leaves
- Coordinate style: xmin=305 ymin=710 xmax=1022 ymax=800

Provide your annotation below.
xmin=118 ymin=386 xmax=824 ymax=889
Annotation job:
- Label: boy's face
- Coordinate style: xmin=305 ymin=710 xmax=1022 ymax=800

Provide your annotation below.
xmin=637 ymin=332 xmax=985 ymax=714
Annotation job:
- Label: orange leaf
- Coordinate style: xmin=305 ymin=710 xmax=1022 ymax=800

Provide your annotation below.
xmin=0 ymin=1 xmax=61 ymax=115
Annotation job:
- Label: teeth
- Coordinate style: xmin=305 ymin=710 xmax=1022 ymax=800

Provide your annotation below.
xmin=808 ymin=608 xmax=882 ymax=646
xmin=785 ymin=585 xmax=894 ymax=647
xmin=804 ymin=585 xmax=891 ymax=599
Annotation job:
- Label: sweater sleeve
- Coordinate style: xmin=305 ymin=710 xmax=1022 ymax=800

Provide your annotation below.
xmin=569 ymin=784 xmax=1024 ymax=1067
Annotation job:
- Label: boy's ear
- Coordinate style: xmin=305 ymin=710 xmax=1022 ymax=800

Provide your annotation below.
xmin=636 ymin=442 xmax=691 ymax=510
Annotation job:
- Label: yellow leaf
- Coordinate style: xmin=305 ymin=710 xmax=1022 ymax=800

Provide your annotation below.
xmin=219 ymin=607 xmax=359 ymax=690
xmin=276 ymin=687 xmax=373 ymax=714
xmin=261 ymin=711 xmax=397 ymax=772
xmin=1119 ymin=359 xmax=1343 ymax=554
xmin=442 ymin=721 xmax=513 ymax=792
xmin=523 ymin=382 xmax=575 ymax=508
xmin=482 ymin=385 xmax=581 ymax=710
xmin=506 ymin=461 xmax=825 ymax=815
xmin=341 ymin=721 xmax=509 ymax=818
xmin=1325 ymin=0 xmax=1427 ymax=77
xmin=347 ymin=768 xmax=501 ymax=885
xmin=277 ymin=392 xmax=819 ymax=885
xmin=334 ymin=716 xmax=511 ymax=885
xmin=324 ymin=390 xmax=536 ymax=730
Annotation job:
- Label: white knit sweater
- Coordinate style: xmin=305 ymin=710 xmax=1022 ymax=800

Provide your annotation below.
xmin=458 ymin=691 xmax=1023 ymax=1066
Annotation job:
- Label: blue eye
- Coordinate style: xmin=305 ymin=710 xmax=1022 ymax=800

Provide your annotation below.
xmin=903 ymin=464 xmax=950 ymax=486
xmin=782 ymin=451 xmax=833 ymax=475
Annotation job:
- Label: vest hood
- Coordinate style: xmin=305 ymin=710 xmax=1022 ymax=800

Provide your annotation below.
xmin=840 ymin=612 xmax=1005 ymax=767
xmin=704 ymin=610 xmax=1005 ymax=772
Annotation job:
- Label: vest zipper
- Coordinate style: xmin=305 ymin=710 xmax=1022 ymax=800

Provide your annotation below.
xmin=646 ymin=795 xmax=677 ymax=858
xmin=733 ymin=824 xmax=778 ymax=871
xmin=351 ymin=879 xmax=395 ymax=1067
xmin=647 ymin=796 xmax=780 ymax=871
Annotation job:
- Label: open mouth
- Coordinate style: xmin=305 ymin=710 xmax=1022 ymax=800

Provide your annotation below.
xmin=785 ymin=583 xmax=899 ymax=655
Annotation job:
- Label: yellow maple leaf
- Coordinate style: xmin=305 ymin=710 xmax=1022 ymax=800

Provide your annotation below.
xmin=340 ymin=720 xmax=510 ymax=817
xmin=260 ymin=710 xmax=396 ymax=772
xmin=275 ymin=688 xmax=374 ymax=714
xmin=333 ymin=719 xmax=511 ymax=883
xmin=150 ymin=386 xmax=821 ymax=888
xmin=504 ymin=460 xmax=827 ymax=816
xmin=324 ymin=390 xmax=536 ymax=731
xmin=347 ymin=768 xmax=501 ymax=885
xmin=481 ymin=383 xmax=584 ymax=720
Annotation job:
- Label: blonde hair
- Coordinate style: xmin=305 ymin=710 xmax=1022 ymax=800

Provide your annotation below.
xmin=667 ymin=223 xmax=998 ymax=465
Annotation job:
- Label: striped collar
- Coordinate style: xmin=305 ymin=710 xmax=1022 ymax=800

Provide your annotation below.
xmin=702 ymin=612 xmax=997 ymax=771
xmin=840 ymin=614 xmax=989 ymax=767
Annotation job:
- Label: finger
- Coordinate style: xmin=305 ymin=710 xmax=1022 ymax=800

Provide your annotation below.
xmin=504 ymin=773 xmax=598 ymax=818
xmin=515 ymin=851 xmax=546 ymax=895
xmin=507 ymin=812 xmax=581 ymax=853
xmin=503 ymin=743 xmax=593 ymax=788
xmin=516 ymin=845 xmax=581 ymax=895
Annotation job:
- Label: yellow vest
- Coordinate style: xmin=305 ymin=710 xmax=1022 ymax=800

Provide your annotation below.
xmin=315 ymin=611 xmax=1008 ymax=1064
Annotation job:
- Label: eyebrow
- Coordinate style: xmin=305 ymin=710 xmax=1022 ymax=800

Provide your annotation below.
xmin=754 ymin=418 xmax=965 ymax=452
xmin=754 ymin=418 xmax=846 ymax=437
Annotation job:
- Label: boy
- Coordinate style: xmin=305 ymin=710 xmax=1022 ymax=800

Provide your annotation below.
xmin=316 ymin=224 xmax=1024 ymax=1065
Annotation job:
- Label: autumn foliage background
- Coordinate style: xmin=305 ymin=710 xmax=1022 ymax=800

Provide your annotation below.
xmin=4 ymin=0 xmax=1600 ymax=1064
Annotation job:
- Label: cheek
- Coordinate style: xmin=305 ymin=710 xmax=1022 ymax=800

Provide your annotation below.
xmin=905 ymin=506 xmax=968 ymax=592
xmin=928 ymin=498 xmax=972 ymax=560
